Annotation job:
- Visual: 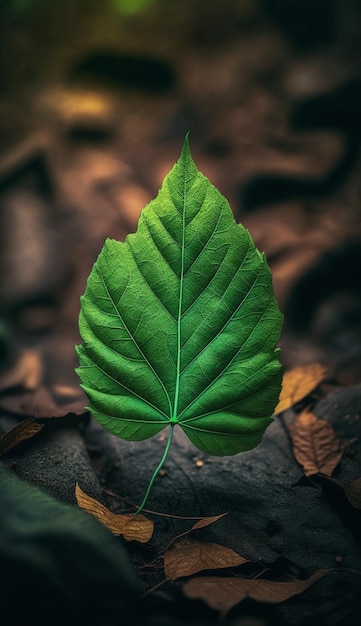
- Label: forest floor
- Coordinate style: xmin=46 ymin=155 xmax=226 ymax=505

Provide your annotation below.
xmin=1 ymin=1 xmax=361 ymax=625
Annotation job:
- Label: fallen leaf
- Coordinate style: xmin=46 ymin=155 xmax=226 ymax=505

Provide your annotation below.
xmin=183 ymin=570 xmax=330 ymax=616
xmin=166 ymin=512 xmax=228 ymax=549
xmin=164 ymin=539 xmax=249 ymax=580
xmin=325 ymin=477 xmax=361 ymax=509
xmin=189 ymin=513 xmax=228 ymax=532
xmin=0 ymin=418 xmax=44 ymax=456
xmin=75 ymin=484 xmax=154 ymax=543
xmin=290 ymin=410 xmax=342 ymax=477
xmin=275 ymin=363 xmax=327 ymax=414
xmin=0 ymin=350 xmax=43 ymax=392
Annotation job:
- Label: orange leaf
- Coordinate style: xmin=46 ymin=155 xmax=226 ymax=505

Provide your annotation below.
xmin=164 ymin=539 xmax=248 ymax=580
xmin=75 ymin=484 xmax=154 ymax=543
xmin=188 ymin=512 xmax=228 ymax=532
xmin=165 ymin=512 xmax=228 ymax=549
xmin=183 ymin=570 xmax=330 ymax=615
xmin=275 ymin=363 xmax=327 ymax=414
xmin=0 ymin=418 xmax=44 ymax=456
xmin=290 ymin=410 xmax=342 ymax=477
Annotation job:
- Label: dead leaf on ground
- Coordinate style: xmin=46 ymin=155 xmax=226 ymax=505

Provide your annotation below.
xmin=290 ymin=410 xmax=342 ymax=477
xmin=324 ymin=476 xmax=361 ymax=509
xmin=75 ymin=484 xmax=154 ymax=543
xmin=165 ymin=512 xmax=228 ymax=549
xmin=164 ymin=539 xmax=249 ymax=581
xmin=188 ymin=513 xmax=228 ymax=531
xmin=0 ymin=349 xmax=43 ymax=392
xmin=0 ymin=418 xmax=44 ymax=456
xmin=275 ymin=363 xmax=327 ymax=414
xmin=183 ymin=570 xmax=330 ymax=616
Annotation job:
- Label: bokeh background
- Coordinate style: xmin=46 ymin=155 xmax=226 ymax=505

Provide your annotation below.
xmin=1 ymin=0 xmax=361 ymax=386
xmin=1 ymin=7 xmax=361 ymax=626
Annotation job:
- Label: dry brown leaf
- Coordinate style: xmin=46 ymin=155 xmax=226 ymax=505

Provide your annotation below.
xmin=290 ymin=410 xmax=342 ymax=477
xmin=189 ymin=513 xmax=228 ymax=532
xmin=183 ymin=570 xmax=330 ymax=615
xmin=275 ymin=363 xmax=327 ymax=414
xmin=0 ymin=350 xmax=43 ymax=392
xmin=75 ymin=484 xmax=154 ymax=543
xmin=164 ymin=539 xmax=249 ymax=581
xmin=165 ymin=512 xmax=228 ymax=550
xmin=0 ymin=418 xmax=44 ymax=456
xmin=325 ymin=477 xmax=361 ymax=509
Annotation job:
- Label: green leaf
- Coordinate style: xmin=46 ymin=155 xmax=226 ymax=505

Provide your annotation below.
xmin=76 ymin=135 xmax=283 ymax=505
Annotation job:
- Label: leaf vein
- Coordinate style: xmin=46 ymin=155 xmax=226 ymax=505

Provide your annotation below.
xmin=178 ymin=291 xmax=272 ymax=419
xmin=83 ymin=355 xmax=170 ymax=419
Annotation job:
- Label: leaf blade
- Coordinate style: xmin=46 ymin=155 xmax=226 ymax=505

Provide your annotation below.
xmin=77 ymin=136 xmax=283 ymax=456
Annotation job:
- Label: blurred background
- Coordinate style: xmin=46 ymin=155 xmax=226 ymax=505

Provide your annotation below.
xmin=1 ymin=0 xmax=361 ymax=396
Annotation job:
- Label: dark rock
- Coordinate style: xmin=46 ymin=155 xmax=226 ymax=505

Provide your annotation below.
xmin=0 ymin=420 xmax=102 ymax=504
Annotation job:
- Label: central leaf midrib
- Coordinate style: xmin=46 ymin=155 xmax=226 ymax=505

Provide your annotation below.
xmin=172 ymin=167 xmax=188 ymax=421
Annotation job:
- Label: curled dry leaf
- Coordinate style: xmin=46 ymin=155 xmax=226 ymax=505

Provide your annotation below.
xmin=189 ymin=513 xmax=228 ymax=532
xmin=75 ymin=484 xmax=154 ymax=543
xmin=183 ymin=570 xmax=330 ymax=616
xmin=325 ymin=477 xmax=361 ymax=509
xmin=0 ymin=418 xmax=44 ymax=456
xmin=164 ymin=539 xmax=249 ymax=581
xmin=290 ymin=410 xmax=342 ymax=477
xmin=275 ymin=363 xmax=327 ymax=414
xmin=165 ymin=512 xmax=228 ymax=550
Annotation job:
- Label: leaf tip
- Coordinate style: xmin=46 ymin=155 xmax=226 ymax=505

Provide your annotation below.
xmin=180 ymin=130 xmax=191 ymax=159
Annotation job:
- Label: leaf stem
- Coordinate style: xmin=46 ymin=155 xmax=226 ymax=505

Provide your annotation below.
xmin=134 ymin=424 xmax=174 ymax=515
